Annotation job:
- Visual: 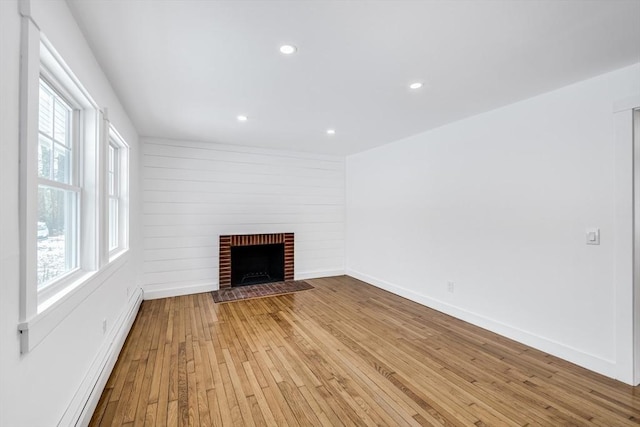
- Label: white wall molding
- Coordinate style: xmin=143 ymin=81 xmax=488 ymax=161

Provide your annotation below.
xmin=296 ymin=269 xmax=345 ymax=280
xmin=612 ymin=95 xmax=640 ymax=385
xmin=634 ymin=108 xmax=640 ymax=385
xmin=347 ymin=269 xmax=618 ymax=380
xmin=613 ymin=103 xmax=637 ymax=384
xmin=58 ymin=288 xmax=143 ymax=427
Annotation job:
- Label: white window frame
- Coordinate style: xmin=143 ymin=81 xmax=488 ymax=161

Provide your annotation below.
xmin=36 ymin=74 xmax=84 ymax=303
xmin=108 ymin=142 xmax=119 ymax=251
xmin=18 ymin=14 xmax=102 ymax=352
xmin=106 ymin=124 xmax=129 ymax=260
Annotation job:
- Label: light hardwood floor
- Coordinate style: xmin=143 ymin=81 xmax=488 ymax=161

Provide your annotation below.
xmin=91 ymin=276 xmax=640 ymax=426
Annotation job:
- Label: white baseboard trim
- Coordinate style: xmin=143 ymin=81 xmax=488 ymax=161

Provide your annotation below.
xmin=296 ymin=269 xmax=345 ymax=280
xmin=346 ymin=269 xmax=618 ymax=381
xmin=58 ymin=288 xmax=143 ymax=427
xmin=143 ymin=282 xmax=216 ymax=300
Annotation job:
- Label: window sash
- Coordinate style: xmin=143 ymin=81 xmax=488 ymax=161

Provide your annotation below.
xmin=107 ymin=135 xmax=126 ymax=257
xmin=37 ymin=76 xmax=82 ymax=301
xmin=38 ymin=79 xmax=74 ymax=185
xmin=108 ymin=143 xmax=119 ymax=197
xmin=108 ymin=196 xmax=119 ymax=251
xmin=36 ymin=182 xmax=81 ymax=296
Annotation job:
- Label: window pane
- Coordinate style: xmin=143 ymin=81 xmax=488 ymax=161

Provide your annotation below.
xmin=37 ymin=186 xmax=78 ymax=288
xmin=109 ymin=198 xmax=118 ymax=251
xmin=53 ymin=145 xmax=71 ymax=184
xmin=38 ymin=83 xmax=53 ymax=137
xmin=108 ymin=144 xmax=117 ymax=196
xmin=38 ymin=135 xmax=52 ymax=179
xmin=108 ymin=171 xmax=114 ymax=196
xmin=39 ymin=78 xmax=73 ymax=184
xmin=109 ymin=145 xmax=115 ymax=172
xmin=53 ymin=99 xmax=70 ymax=146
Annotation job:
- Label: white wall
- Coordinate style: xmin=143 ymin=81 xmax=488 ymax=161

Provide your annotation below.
xmin=0 ymin=1 xmax=141 ymax=425
xmin=142 ymin=137 xmax=344 ymax=298
xmin=346 ymin=64 xmax=640 ymax=383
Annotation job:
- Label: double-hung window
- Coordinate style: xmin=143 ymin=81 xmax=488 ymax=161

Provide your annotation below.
xmin=20 ymin=36 xmax=100 ymax=324
xmin=107 ymin=126 xmax=129 ymax=258
xmin=108 ymin=143 xmax=119 ymax=251
xmin=37 ymin=77 xmax=81 ymax=299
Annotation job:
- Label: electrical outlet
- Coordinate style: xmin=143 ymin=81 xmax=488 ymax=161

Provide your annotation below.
xmin=447 ymin=281 xmax=454 ymax=293
xmin=102 ymin=319 xmax=107 ymax=334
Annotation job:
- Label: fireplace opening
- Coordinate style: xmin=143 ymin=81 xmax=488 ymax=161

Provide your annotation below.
xmin=230 ymin=243 xmax=285 ymax=286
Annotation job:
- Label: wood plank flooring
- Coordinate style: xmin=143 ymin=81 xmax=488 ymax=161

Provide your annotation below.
xmin=91 ymin=276 xmax=640 ymax=426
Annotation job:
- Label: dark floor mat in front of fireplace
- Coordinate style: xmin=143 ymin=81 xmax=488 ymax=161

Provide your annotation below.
xmin=211 ymin=280 xmax=313 ymax=303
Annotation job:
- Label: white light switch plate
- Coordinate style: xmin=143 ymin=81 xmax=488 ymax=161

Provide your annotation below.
xmin=586 ymin=228 xmax=600 ymax=245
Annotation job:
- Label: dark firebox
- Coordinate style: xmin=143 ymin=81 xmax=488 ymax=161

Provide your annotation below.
xmin=230 ymin=243 xmax=284 ymax=286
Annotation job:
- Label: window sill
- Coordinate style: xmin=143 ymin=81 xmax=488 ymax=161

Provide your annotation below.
xmin=18 ymin=252 xmax=130 ymax=353
xmin=37 ymin=270 xmax=96 ymax=314
xmin=109 ymin=247 xmax=129 ymax=264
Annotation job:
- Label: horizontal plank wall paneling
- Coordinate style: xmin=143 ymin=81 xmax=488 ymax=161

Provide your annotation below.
xmin=142 ymin=138 xmax=345 ymax=296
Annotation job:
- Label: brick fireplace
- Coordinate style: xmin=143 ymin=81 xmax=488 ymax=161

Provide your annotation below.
xmin=219 ymin=233 xmax=294 ymax=288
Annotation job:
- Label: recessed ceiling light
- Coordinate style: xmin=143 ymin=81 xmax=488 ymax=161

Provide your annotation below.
xmin=326 ymin=129 xmax=336 ymax=135
xmin=237 ymin=115 xmax=248 ymax=122
xmin=409 ymin=82 xmax=423 ymax=90
xmin=279 ymin=44 xmax=297 ymax=55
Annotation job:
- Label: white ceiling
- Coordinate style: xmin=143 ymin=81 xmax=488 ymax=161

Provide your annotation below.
xmin=67 ymin=0 xmax=640 ymax=156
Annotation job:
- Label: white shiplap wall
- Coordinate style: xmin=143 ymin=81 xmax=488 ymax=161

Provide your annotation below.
xmin=142 ymin=137 xmax=345 ymax=298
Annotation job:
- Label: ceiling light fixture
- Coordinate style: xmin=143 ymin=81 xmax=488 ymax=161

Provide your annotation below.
xmin=409 ymin=82 xmax=423 ymax=90
xmin=279 ymin=44 xmax=297 ymax=55
xmin=326 ymin=129 xmax=336 ymax=135
xmin=237 ymin=115 xmax=248 ymax=122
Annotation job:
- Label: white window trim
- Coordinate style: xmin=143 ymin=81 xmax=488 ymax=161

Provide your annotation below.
xmin=108 ymin=143 xmax=119 ymax=251
xmin=612 ymin=94 xmax=640 ymax=384
xmin=17 ymin=9 xmax=108 ymax=353
xmin=106 ymin=121 xmax=129 ymax=261
xmin=36 ymin=75 xmax=84 ymax=303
